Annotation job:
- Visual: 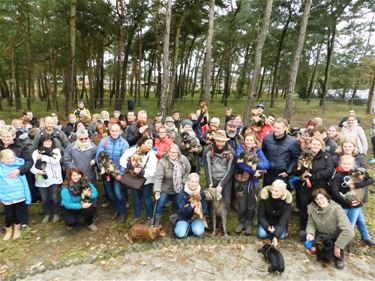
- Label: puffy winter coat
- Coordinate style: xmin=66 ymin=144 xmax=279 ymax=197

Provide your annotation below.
xmin=61 ymin=182 xmax=98 ymax=210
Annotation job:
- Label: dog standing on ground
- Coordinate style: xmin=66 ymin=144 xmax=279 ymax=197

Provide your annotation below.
xmin=204 ymin=187 xmax=228 ymax=236
xmin=127 ymin=224 xmax=166 ymax=243
xmin=258 ymin=244 xmax=285 ymax=274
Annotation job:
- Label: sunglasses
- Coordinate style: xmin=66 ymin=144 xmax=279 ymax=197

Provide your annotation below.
xmin=79 ymin=137 xmax=89 ymax=141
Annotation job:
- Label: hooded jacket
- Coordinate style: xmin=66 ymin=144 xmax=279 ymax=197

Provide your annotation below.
xmin=306 ymin=200 xmax=354 ymax=250
xmin=257 ymin=186 xmax=292 ymax=238
xmin=0 ymin=158 xmax=31 ymax=204
xmin=341 ymin=122 xmax=368 ymax=155
xmin=0 ymin=142 xmax=33 ymax=175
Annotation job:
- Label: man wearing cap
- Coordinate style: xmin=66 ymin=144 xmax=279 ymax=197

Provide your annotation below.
xmin=226 ymin=119 xmax=243 ymax=152
xmin=175 ymin=119 xmax=202 ymax=173
xmin=262 ymin=118 xmax=300 ymax=186
xmin=256 ymin=103 xmax=266 ymax=118
xmin=203 ymin=117 xmax=220 ymax=146
xmin=202 ymin=130 xmax=235 ymax=209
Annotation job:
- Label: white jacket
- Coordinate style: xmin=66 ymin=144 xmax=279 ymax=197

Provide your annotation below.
xmin=31 ymin=148 xmax=63 ymax=187
xmin=341 ymin=122 xmax=368 ymax=155
xmin=120 ymin=146 xmax=158 ymax=185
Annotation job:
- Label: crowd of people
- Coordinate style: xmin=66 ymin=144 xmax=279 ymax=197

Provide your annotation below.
xmin=0 ymin=100 xmax=374 ymax=270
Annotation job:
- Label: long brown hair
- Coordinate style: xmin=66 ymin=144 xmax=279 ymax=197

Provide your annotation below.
xmin=63 ymin=167 xmax=86 ymax=185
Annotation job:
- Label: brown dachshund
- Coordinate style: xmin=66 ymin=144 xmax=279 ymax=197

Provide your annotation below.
xmin=128 ymin=224 xmax=166 ymax=243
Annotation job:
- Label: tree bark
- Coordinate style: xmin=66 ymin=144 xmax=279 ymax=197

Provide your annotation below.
xmin=283 ymin=0 xmax=313 ymax=122
xmin=66 ymin=0 xmax=76 ymax=116
xmin=307 ymin=43 xmax=322 ymax=104
xmin=367 ymin=71 xmax=375 ymax=114
xmin=244 ymin=0 xmax=273 ymax=124
xmin=203 ymin=0 xmax=215 ymax=102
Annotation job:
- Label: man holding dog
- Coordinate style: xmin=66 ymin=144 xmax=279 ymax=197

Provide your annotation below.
xmin=261 ymin=118 xmax=300 ymax=186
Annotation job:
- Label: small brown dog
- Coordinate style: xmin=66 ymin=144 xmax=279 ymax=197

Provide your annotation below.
xmin=129 ymin=154 xmax=142 ymax=176
xmin=128 ymin=224 xmax=166 ymax=243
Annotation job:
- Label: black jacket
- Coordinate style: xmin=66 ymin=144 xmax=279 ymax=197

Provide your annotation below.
xmin=0 ymin=142 xmax=33 ymax=175
xmin=261 ymin=133 xmax=300 ymax=175
xmin=293 ymin=150 xmax=334 ymax=190
xmin=325 ymin=137 xmax=337 ymax=156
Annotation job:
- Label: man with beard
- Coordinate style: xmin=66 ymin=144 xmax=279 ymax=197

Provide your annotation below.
xmin=175 ymin=120 xmax=202 ymax=173
xmin=261 ymin=118 xmax=300 ymax=187
xmin=202 ymin=130 xmax=235 ymax=209
xmin=226 ymin=120 xmax=243 ymax=152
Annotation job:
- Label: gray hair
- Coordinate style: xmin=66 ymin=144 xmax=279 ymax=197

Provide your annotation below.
xmin=76 ymin=128 xmax=89 ymax=137
xmin=168 ymin=143 xmax=182 ymax=158
xmin=187 ymin=173 xmax=200 ymax=181
xmin=0 ymin=125 xmax=16 ymax=137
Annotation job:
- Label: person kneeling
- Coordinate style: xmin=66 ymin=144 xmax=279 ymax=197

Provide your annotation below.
xmin=174 ymin=173 xmax=208 ymax=238
xmin=257 ymin=180 xmax=292 ymax=245
xmin=61 ymin=168 xmax=99 ymax=232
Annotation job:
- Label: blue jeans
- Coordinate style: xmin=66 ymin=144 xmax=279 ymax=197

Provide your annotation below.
xmin=257 ymin=225 xmax=287 ymax=239
xmin=174 ymin=219 xmax=205 ymax=238
xmin=344 ymin=207 xmax=371 ymax=241
xmin=155 ymin=193 xmax=177 ymax=215
xmin=103 ymin=179 xmax=127 ymax=216
xmin=132 ymin=183 xmax=153 ymax=219
xmin=39 ymin=184 xmax=59 ymax=216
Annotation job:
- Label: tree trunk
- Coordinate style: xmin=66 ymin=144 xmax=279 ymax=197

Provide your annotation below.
xmin=270 ymin=4 xmax=292 ymax=108
xmin=367 ymin=71 xmax=375 ymax=114
xmin=159 ymin=0 xmax=172 ymax=119
xmin=283 ymin=0 xmax=312 ymax=122
xmin=237 ymin=43 xmax=251 ymax=98
xmin=257 ymin=67 xmax=266 ymax=100
xmin=203 ymin=0 xmax=215 ymax=102
xmin=66 ymin=0 xmax=76 ymax=116
xmin=320 ymin=20 xmax=336 ymax=110
xmin=307 ymin=43 xmax=322 ymax=104
xmin=25 ymin=1 xmax=33 ymax=110
xmin=244 ymin=0 xmax=273 ymax=124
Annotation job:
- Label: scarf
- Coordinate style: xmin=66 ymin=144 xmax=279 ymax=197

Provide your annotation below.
xmin=77 ymin=140 xmax=88 ymax=151
xmin=170 ymin=158 xmax=183 ymax=193
xmin=184 ymin=181 xmax=201 ymax=196
xmin=336 ymin=166 xmax=351 ymax=173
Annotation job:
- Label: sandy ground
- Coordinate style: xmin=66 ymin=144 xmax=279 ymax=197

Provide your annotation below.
xmin=24 ymin=242 xmax=375 ymax=281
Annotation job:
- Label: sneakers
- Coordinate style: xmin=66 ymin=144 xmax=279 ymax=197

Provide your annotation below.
xmin=244 ymin=225 xmax=253 ymax=236
xmin=146 ymin=218 xmax=154 ymax=226
xmin=234 ymin=223 xmax=245 ymax=234
xmin=335 ymin=257 xmax=345 ymax=269
xmin=52 ymin=215 xmax=60 ymax=223
xmin=42 ymin=215 xmax=50 ymax=224
xmin=87 ymin=224 xmax=98 ymax=232
xmin=363 ymin=238 xmax=375 ymax=247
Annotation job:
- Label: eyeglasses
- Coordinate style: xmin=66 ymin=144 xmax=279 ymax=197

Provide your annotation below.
xmin=79 ymin=137 xmax=89 ymax=141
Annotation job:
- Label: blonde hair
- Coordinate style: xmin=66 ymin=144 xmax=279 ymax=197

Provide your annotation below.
xmin=0 ymin=149 xmax=16 ymax=162
xmin=0 ymin=125 xmax=16 ymax=137
xmin=187 ymin=173 xmax=200 ymax=182
xmin=339 ymin=155 xmax=355 ymax=166
xmin=335 ymin=139 xmax=358 ymax=156
xmin=309 ymin=136 xmax=326 ymax=150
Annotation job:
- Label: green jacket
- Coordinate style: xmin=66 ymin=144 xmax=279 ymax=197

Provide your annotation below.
xmin=306 ymin=200 xmax=353 ymax=249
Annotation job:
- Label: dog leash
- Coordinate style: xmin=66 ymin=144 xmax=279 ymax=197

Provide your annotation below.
xmin=151 ymin=198 xmax=158 ymax=226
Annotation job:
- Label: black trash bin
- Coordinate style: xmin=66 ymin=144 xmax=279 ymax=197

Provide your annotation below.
xmin=127 ymin=99 xmax=135 ymax=111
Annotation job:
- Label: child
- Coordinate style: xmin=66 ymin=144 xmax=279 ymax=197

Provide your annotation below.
xmin=0 ymin=149 xmax=31 ymax=240
xmin=30 ymin=135 xmax=63 ymax=223
xmin=331 ymin=155 xmax=375 ymax=247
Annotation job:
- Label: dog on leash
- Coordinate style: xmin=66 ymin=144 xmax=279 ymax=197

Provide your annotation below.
xmin=128 ymin=224 xmax=166 ymax=243
xmin=258 ymin=244 xmax=285 ymax=274
xmin=204 ymin=187 xmax=228 ymax=236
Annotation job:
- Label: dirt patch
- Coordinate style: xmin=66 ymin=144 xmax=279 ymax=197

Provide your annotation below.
xmin=23 ymin=242 xmax=374 ymax=281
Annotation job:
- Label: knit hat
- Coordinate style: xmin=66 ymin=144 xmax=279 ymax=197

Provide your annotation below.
xmin=256 ymin=103 xmax=265 ymax=109
xmin=212 ymin=130 xmax=230 ymax=142
xmin=181 ymin=119 xmax=193 ymax=127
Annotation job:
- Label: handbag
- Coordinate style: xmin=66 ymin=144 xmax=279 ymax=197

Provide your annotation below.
xmin=120 ymin=171 xmax=146 ymax=189
xmin=120 ymin=155 xmax=150 ymax=189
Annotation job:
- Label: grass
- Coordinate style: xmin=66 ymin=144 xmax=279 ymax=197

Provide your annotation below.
xmin=0 ymin=95 xmax=374 ymax=278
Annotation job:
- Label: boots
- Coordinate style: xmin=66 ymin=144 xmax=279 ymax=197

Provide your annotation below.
xmin=3 ymin=226 xmax=13 ymax=241
xmin=12 ymin=224 xmax=21 ymax=240
xmin=153 ymin=214 xmax=162 ymax=227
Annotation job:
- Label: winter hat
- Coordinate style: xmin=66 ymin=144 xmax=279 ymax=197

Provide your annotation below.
xmin=272 ymin=179 xmax=287 ymax=193
xmin=212 ymin=130 xmax=230 ymax=142
xmin=165 ymin=116 xmax=174 ymax=123
xmin=256 ymin=103 xmax=265 ymax=109
xmin=181 ymin=119 xmax=193 ymax=127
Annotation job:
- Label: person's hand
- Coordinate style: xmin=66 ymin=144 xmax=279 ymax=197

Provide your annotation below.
xmin=189 ymin=146 xmax=198 ymax=153
xmin=217 ymin=185 xmax=223 ymax=194
xmin=268 ymin=226 xmax=275 ymax=233
xmin=303 ymin=172 xmax=312 ymax=179
xmin=333 ymin=245 xmax=341 ymax=258
xmin=254 ymin=170 xmax=262 ymax=178
xmin=278 ymin=172 xmax=288 ymax=178
xmin=115 ymin=175 xmax=122 ymax=181
xmin=306 ymin=233 xmax=314 ymax=241
xmin=37 ymin=154 xmax=43 ymax=160
xmin=133 ymin=167 xmax=142 ymax=175
xmin=82 ymin=188 xmax=91 ymax=197
xmin=82 ymin=202 xmax=92 ymax=209
xmin=154 ymin=192 xmax=160 ymax=201
xmin=139 ymin=125 xmax=148 ymax=134
xmin=350 ymin=200 xmax=360 ymax=207
xmin=90 ymin=159 xmax=95 ymax=166
xmin=37 ymin=170 xmax=46 ymax=176
xmin=348 ymin=183 xmax=356 ymax=190
xmin=271 ymin=237 xmax=278 ymax=247
xmin=8 ymin=169 xmax=20 ymax=179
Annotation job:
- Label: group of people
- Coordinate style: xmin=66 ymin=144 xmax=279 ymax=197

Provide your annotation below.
xmin=0 ymin=101 xmax=374 ymax=270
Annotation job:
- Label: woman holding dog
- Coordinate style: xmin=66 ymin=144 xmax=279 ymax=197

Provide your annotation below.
xmin=234 ymin=132 xmax=270 ymax=235
xmin=305 ymin=188 xmax=353 ymax=269
xmin=292 ymin=137 xmax=334 ymax=240
xmin=257 ymin=180 xmax=292 ymax=244
xmin=153 ymin=144 xmax=191 ymax=226
xmin=30 ymin=134 xmax=63 ymax=224
xmin=120 ymin=135 xmax=158 ymax=226
xmin=60 ymin=168 xmax=98 ymax=231
xmin=174 ymin=173 xmax=208 ymax=238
